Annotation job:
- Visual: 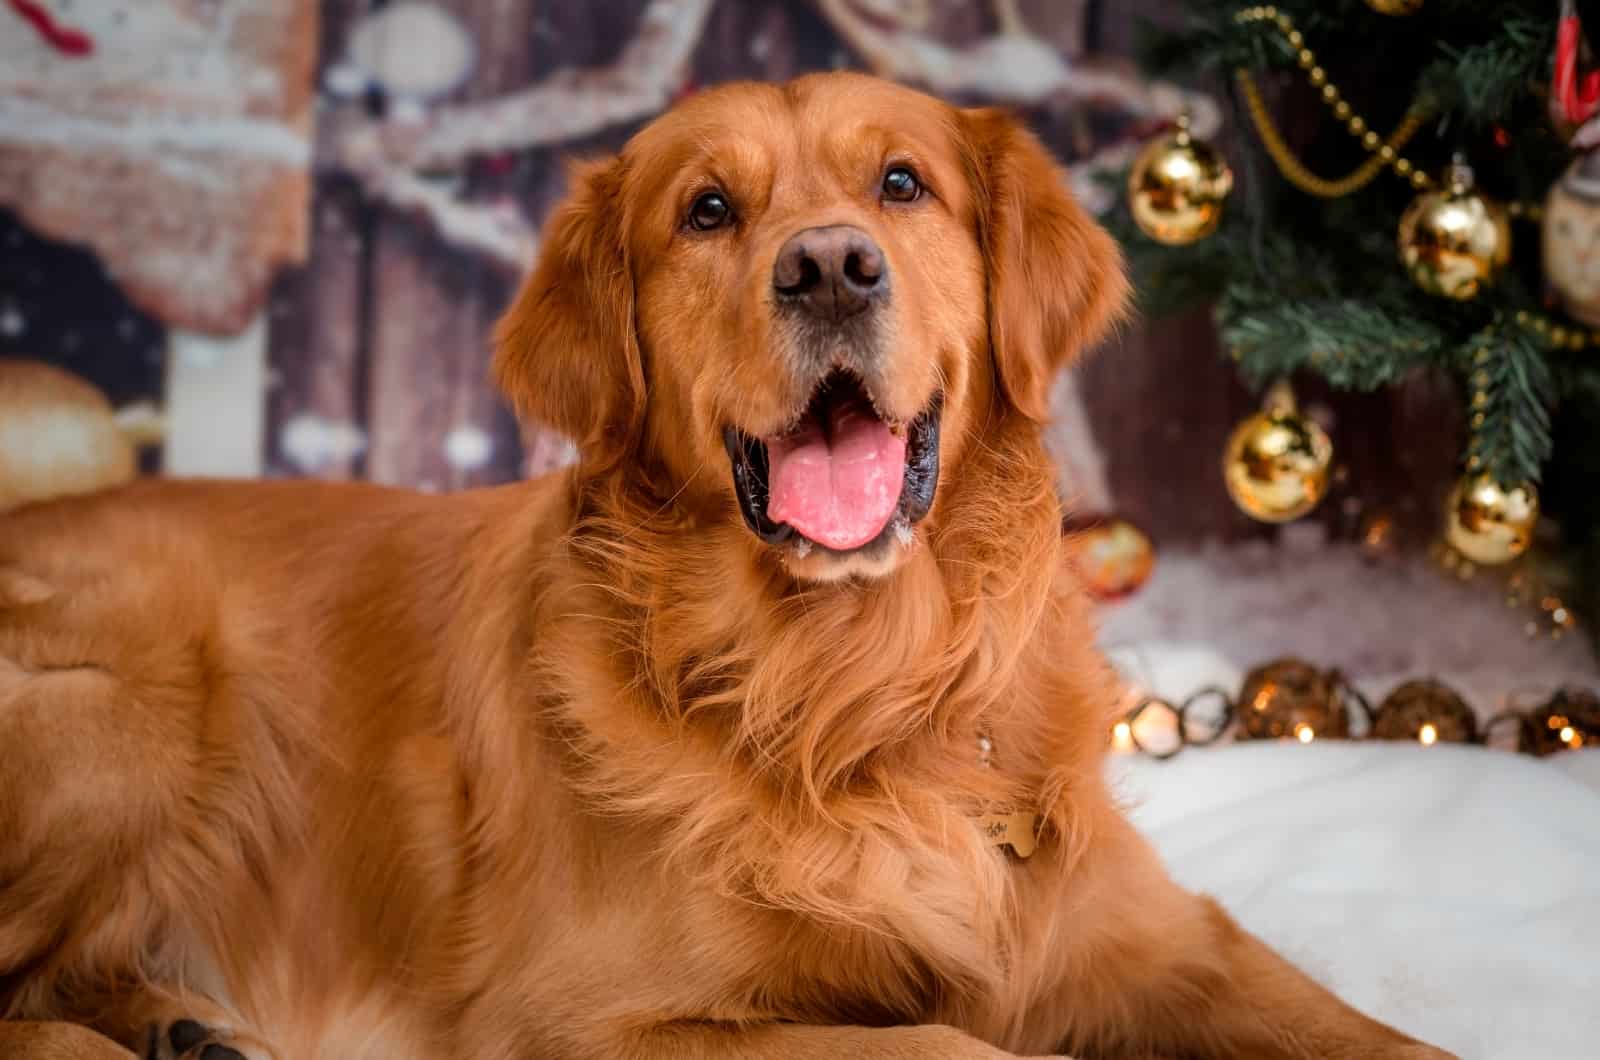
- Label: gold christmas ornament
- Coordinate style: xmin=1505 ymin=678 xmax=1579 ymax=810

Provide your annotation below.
xmin=1364 ymin=0 xmax=1423 ymax=13
xmin=1127 ymin=113 xmax=1233 ymax=245
xmin=1222 ymin=385 xmax=1333 ymax=523
xmin=1444 ymin=472 xmax=1539 ymax=566
xmin=1373 ymin=680 xmax=1476 ymax=745
xmin=0 ymin=360 xmax=147 ymax=513
xmin=1542 ymin=150 xmax=1600 ymax=327
xmin=1398 ymin=161 xmax=1511 ymax=300
xmin=1238 ymin=658 xmax=1351 ymax=742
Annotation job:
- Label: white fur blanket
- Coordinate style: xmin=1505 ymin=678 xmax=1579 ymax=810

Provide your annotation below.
xmin=1112 ymin=744 xmax=1600 ymax=1060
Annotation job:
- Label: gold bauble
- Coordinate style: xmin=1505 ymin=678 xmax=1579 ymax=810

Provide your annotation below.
xmin=1444 ymin=472 xmax=1538 ymax=566
xmin=0 ymin=360 xmax=137 ymax=513
xmin=1372 ymin=680 xmax=1476 ymax=745
xmin=1127 ymin=117 xmax=1233 ymax=245
xmin=1398 ymin=165 xmax=1510 ymax=300
xmin=1222 ymin=408 xmax=1333 ymax=523
xmin=1364 ymin=0 xmax=1423 ymax=13
xmin=1238 ymin=659 xmax=1351 ymax=742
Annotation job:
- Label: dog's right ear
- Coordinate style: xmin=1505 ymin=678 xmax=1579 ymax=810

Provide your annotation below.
xmin=493 ymin=157 xmax=644 ymax=469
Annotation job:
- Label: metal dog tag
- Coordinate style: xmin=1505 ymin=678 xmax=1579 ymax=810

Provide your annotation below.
xmin=976 ymin=810 xmax=1040 ymax=859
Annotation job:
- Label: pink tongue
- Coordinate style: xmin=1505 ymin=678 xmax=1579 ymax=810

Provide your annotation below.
xmin=766 ymin=401 xmax=906 ymax=550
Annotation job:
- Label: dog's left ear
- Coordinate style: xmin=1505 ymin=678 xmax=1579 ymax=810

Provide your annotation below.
xmin=963 ymin=108 xmax=1129 ymax=422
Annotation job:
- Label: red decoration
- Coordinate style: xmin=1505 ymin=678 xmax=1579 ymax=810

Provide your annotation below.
xmin=482 ymin=152 xmax=517 ymax=177
xmin=1493 ymin=126 xmax=1511 ymax=149
xmin=6 ymin=0 xmax=94 ymax=57
xmin=1062 ymin=513 xmax=1156 ymax=602
xmin=1554 ymin=1 xmax=1600 ymax=128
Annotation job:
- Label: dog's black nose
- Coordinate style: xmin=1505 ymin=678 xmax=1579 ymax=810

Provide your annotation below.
xmin=772 ymin=225 xmax=886 ymax=322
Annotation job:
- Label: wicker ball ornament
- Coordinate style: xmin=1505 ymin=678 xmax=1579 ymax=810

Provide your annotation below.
xmin=1127 ymin=114 xmax=1234 ymax=245
xmin=1521 ymin=690 xmax=1600 ymax=755
xmin=1238 ymin=659 xmax=1352 ymax=742
xmin=1372 ymin=680 xmax=1477 ymax=745
xmin=1398 ymin=162 xmax=1511 ymax=300
xmin=1444 ymin=472 xmax=1539 ymax=566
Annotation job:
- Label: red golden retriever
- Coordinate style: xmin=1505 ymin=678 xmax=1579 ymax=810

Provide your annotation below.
xmin=0 ymin=74 xmax=1450 ymax=1060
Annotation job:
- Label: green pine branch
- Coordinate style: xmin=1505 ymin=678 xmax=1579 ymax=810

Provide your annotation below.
xmin=1222 ymin=294 xmax=1444 ymax=389
xmin=1461 ymin=322 xmax=1555 ymax=486
xmin=1424 ymin=17 xmax=1553 ymax=126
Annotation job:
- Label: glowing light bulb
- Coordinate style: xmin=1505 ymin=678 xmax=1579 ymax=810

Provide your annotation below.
xmin=1295 ymin=723 xmax=1315 ymax=744
xmin=1560 ymin=725 xmax=1576 ymax=744
xmin=1418 ymin=723 xmax=1438 ymax=747
xmin=1111 ymin=721 xmax=1134 ymax=752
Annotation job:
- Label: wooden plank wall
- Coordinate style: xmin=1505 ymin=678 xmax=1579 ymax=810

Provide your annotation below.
xmin=263 ymin=0 xmax=1464 ymax=542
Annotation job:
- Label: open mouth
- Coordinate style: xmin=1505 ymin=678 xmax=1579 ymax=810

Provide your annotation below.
xmin=722 ymin=371 xmax=941 ymax=555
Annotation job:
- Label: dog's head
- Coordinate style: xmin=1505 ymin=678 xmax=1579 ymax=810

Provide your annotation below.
xmin=496 ymin=72 xmax=1125 ymax=581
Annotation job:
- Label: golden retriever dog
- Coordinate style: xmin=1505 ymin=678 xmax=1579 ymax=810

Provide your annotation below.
xmin=0 ymin=73 xmax=1451 ymax=1060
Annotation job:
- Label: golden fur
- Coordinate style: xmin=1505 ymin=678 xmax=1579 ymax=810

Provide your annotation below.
xmin=0 ymin=74 xmax=1449 ymax=1060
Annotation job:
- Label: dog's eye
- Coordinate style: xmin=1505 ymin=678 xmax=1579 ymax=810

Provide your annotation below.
xmin=687 ymin=192 xmax=731 ymax=231
xmin=882 ymin=167 xmax=921 ymax=203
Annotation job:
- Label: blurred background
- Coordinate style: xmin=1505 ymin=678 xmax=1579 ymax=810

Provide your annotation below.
xmin=2 ymin=0 xmax=1596 ymax=723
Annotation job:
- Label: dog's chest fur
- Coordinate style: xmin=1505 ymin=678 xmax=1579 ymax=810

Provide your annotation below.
xmin=536 ymin=704 xmax=1050 ymax=1031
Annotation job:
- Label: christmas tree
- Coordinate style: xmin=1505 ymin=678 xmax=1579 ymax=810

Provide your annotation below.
xmin=1108 ymin=0 xmax=1600 ymax=646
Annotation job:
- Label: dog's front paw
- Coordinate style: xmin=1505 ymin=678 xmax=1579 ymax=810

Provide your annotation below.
xmin=142 ymin=1019 xmax=272 ymax=1060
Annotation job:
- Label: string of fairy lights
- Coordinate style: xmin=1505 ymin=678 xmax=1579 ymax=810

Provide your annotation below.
xmin=1111 ymin=658 xmax=1598 ymax=760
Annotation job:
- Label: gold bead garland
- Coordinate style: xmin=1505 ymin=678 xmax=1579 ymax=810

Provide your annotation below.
xmin=1514 ymin=308 xmax=1600 ymax=351
xmin=1234 ymin=6 xmax=1432 ymax=198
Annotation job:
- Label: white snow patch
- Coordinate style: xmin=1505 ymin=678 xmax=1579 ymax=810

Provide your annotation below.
xmin=442 ymin=424 xmax=493 ymax=471
xmin=280 ymin=414 xmax=367 ymax=473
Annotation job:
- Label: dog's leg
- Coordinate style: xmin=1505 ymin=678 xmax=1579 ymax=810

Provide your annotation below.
xmin=132 ymin=1016 xmax=274 ymax=1060
xmin=71 ymin=985 xmax=276 ymax=1060
xmin=0 ymin=982 xmax=275 ymax=1060
xmin=0 ymin=585 xmax=280 ymax=1060
xmin=0 ymin=1013 xmax=270 ymax=1060
xmin=1047 ymin=819 xmax=1454 ymax=1060
xmin=0 ymin=1021 xmax=135 ymax=1060
xmin=616 ymin=1022 xmax=1067 ymax=1059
